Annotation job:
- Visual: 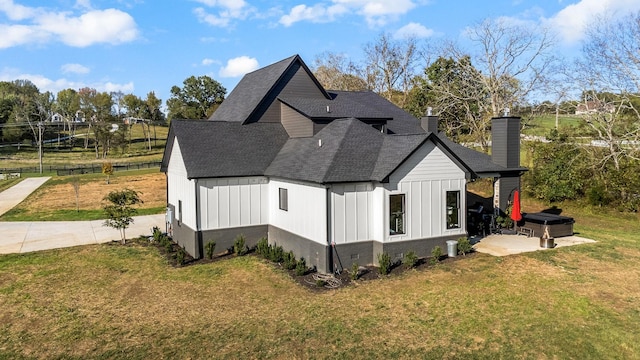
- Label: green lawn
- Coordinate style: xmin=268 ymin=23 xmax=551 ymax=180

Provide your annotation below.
xmin=522 ymin=114 xmax=584 ymax=137
xmin=0 ymin=199 xmax=639 ymax=359
xmin=0 ymin=124 xmax=168 ymax=169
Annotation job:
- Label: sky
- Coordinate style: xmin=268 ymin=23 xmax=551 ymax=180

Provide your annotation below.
xmin=1 ymin=0 xmax=640 ymax=108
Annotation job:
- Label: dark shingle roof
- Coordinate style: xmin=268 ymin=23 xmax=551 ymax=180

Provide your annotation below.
xmin=435 ymin=135 xmax=526 ymax=175
xmin=209 ymin=55 xmax=297 ymax=123
xmin=210 ymin=54 xmax=330 ymax=123
xmin=278 ymin=92 xmax=391 ymax=120
xmin=162 ymin=120 xmax=289 ymax=179
xmin=265 ymin=118 xmax=443 ymax=183
xmin=329 ymin=91 xmax=424 ymax=134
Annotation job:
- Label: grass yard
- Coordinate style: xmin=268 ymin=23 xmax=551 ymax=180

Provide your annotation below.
xmin=0 ymin=168 xmax=166 ymax=221
xmin=0 ymin=124 xmax=168 ymax=169
xmin=522 ymin=114 xmax=584 ymax=137
xmin=1 ymin=183 xmax=639 ymax=358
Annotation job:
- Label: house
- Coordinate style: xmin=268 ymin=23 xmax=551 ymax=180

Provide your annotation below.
xmin=575 ymin=100 xmax=615 ymax=115
xmin=161 ymin=55 xmax=526 ymax=273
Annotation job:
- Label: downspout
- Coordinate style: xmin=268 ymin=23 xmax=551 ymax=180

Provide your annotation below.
xmin=194 ymin=178 xmax=202 ymax=259
xmin=326 ymin=185 xmax=333 ymax=274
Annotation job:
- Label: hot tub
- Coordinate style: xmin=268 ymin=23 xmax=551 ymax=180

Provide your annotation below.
xmin=517 ymin=212 xmax=574 ymax=238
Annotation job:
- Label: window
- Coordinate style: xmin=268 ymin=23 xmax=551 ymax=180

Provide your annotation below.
xmin=389 ymin=194 xmax=405 ymax=235
xmin=446 ymin=191 xmax=460 ymax=229
xmin=279 ymin=188 xmax=288 ymax=211
xmin=178 ymin=200 xmax=183 ymax=225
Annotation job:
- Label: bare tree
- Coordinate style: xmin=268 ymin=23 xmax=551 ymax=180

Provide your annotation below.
xmin=312 ymin=52 xmax=367 ymax=91
xmin=574 ymin=11 xmax=640 ymax=170
xmin=447 ymin=17 xmax=557 ymax=117
xmin=363 ymin=33 xmax=419 ymax=107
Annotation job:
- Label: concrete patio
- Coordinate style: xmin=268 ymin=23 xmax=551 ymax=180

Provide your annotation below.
xmin=472 ymin=233 xmax=597 ymax=256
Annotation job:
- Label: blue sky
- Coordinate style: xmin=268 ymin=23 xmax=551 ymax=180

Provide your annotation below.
xmin=1 ymin=0 xmax=639 ymax=107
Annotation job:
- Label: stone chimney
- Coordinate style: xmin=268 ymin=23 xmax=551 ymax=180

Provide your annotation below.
xmin=420 ymin=107 xmax=439 ymax=133
xmin=491 ymin=115 xmax=521 ymax=214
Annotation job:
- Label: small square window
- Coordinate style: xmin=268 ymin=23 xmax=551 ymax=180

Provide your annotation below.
xmin=279 ymin=188 xmax=288 ymax=211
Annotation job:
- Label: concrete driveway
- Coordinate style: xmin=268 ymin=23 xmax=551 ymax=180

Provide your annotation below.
xmin=0 ymin=177 xmax=50 ymax=216
xmin=0 ymin=214 xmax=165 ymax=254
xmin=473 ymin=234 xmax=596 ymax=256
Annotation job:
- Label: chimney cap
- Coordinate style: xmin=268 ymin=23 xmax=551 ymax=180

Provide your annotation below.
xmin=427 ymin=107 xmax=433 ymax=116
xmin=503 ymin=108 xmax=510 ymax=117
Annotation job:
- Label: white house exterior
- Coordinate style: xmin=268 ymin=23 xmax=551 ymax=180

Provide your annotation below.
xmin=161 ymin=55 xmax=524 ymax=273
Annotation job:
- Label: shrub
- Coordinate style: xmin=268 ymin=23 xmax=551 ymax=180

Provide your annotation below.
xmin=205 ymin=241 xmax=216 ymax=259
xmin=457 ymin=237 xmax=472 ymax=256
xmin=295 ymin=257 xmax=307 ymax=276
xmin=431 ymin=246 xmax=443 ymax=264
xmin=176 ymin=247 xmax=186 ymax=265
xmin=256 ymin=237 xmax=269 ymax=257
xmin=283 ymin=250 xmax=297 ymax=270
xmin=316 ymin=279 xmax=326 ymax=287
xmin=403 ymin=250 xmax=418 ymax=268
xmin=152 ymin=226 xmax=162 ymax=242
xmin=377 ymin=252 xmax=392 ymax=275
xmin=351 ymin=262 xmax=360 ymax=281
xmin=233 ymin=234 xmax=247 ymax=256
xmin=268 ymin=244 xmax=284 ymax=263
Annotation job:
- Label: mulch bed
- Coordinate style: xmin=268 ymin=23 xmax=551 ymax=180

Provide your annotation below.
xmin=125 ymin=236 xmax=476 ymax=292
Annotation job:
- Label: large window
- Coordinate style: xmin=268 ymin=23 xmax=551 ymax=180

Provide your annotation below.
xmin=446 ymin=191 xmax=460 ymax=229
xmin=279 ymin=188 xmax=288 ymax=211
xmin=389 ymin=194 xmax=405 ymax=235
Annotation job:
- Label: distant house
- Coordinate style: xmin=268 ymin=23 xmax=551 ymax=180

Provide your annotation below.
xmin=161 ymin=55 xmax=526 ymax=273
xmin=575 ymin=100 xmax=615 ymax=115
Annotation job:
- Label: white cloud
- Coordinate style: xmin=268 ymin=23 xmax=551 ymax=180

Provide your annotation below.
xmin=219 ymin=56 xmax=259 ymax=78
xmin=61 ymin=63 xmax=90 ymax=74
xmin=193 ymin=0 xmax=253 ymax=28
xmin=280 ymin=4 xmax=347 ymax=26
xmin=0 ymin=0 xmax=39 ymax=21
xmin=544 ymin=0 xmax=640 ymax=44
xmin=0 ymin=1 xmax=139 ymax=49
xmin=0 ymin=67 xmax=133 ymax=94
xmin=394 ymin=22 xmax=433 ymax=39
xmin=202 ymin=58 xmax=216 ymax=66
xmin=280 ymin=0 xmax=417 ymax=27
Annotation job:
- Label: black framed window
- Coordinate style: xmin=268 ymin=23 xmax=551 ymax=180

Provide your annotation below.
xmin=389 ymin=194 xmax=405 ymax=235
xmin=446 ymin=191 xmax=460 ymax=229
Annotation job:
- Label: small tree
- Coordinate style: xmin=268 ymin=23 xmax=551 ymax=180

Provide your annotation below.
xmin=102 ymin=189 xmax=142 ymax=244
xmin=102 ymin=162 xmax=114 ymax=184
xmin=70 ymin=176 xmax=80 ymax=212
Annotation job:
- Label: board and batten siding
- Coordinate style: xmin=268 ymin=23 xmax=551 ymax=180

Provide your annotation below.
xmin=386 ymin=141 xmax=467 ymax=241
xmin=198 ymin=177 xmax=269 ymax=231
xmin=330 ymin=183 xmax=380 ymax=244
xmin=269 ymin=179 xmax=327 ymax=245
xmin=166 ymin=139 xmax=197 ymax=229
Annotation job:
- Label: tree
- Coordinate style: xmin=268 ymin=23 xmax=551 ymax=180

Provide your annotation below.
xmin=573 ymin=11 xmax=640 ymax=171
xmin=362 ymin=33 xmax=419 ymax=107
xmin=407 ymin=56 xmax=490 ymax=146
xmin=453 ymin=17 xmax=557 ymax=117
xmin=312 ymin=52 xmax=367 ymax=91
xmin=102 ymin=189 xmax=143 ymax=244
xmin=78 ymin=87 xmax=115 ymax=157
xmin=102 ymin=162 xmax=114 ymax=184
xmin=166 ymin=75 xmax=226 ymax=120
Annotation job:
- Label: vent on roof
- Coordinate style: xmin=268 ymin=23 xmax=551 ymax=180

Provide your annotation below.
xmin=318 ymin=139 xmax=322 ymax=147
xmin=326 ymin=105 xmax=330 ymax=113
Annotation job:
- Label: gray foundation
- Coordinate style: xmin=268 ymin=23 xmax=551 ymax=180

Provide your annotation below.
xmin=268 ymin=225 xmax=331 ymax=273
